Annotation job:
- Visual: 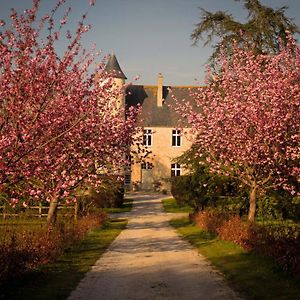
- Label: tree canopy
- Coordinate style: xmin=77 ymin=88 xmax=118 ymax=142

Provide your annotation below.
xmin=191 ymin=0 xmax=300 ymax=59
xmin=176 ymin=37 xmax=300 ymax=222
xmin=0 ymin=0 xmax=140 ymax=223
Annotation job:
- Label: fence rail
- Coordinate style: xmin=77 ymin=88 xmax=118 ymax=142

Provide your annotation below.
xmin=0 ymin=202 xmax=78 ymax=219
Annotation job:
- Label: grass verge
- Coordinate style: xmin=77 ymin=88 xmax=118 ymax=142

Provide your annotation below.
xmin=170 ymin=217 xmax=300 ymax=300
xmin=0 ymin=218 xmax=127 ymax=300
xmin=103 ymin=198 xmax=133 ymax=214
xmin=162 ymin=197 xmax=193 ymax=213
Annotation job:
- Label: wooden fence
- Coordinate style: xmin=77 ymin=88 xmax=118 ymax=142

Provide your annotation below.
xmin=0 ymin=202 xmax=78 ymax=220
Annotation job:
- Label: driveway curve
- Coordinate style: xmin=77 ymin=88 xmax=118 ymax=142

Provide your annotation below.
xmin=68 ymin=193 xmax=241 ymax=300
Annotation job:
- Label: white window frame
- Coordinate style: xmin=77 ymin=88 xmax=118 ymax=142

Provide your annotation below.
xmin=171 ymin=163 xmax=181 ymax=177
xmin=143 ymin=129 xmax=152 ymax=147
xmin=172 ymin=129 xmax=181 ymax=147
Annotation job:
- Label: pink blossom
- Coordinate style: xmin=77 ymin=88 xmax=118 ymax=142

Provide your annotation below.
xmin=176 ymin=37 xmax=300 ymax=221
xmin=0 ymin=0 xmax=141 ymax=211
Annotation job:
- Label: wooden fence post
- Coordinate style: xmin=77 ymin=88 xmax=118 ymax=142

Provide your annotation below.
xmin=3 ymin=204 xmax=6 ymax=219
xmin=39 ymin=202 xmax=42 ymax=218
xmin=74 ymin=202 xmax=78 ymax=221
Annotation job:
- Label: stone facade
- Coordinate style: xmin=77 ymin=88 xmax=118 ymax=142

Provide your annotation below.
xmin=130 ymin=126 xmax=193 ymax=191
xmin=125 ymin=76 xmax=196 ymax=191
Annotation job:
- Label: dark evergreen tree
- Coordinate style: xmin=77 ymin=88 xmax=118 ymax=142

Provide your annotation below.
xmin=191 ymin=0 xmax=299 ymax=59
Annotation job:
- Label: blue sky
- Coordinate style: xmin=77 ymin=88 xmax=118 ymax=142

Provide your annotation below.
xmin=1 ymin=0 xmax=300 ymax=86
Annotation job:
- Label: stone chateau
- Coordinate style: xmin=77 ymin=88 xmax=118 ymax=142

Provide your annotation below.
xmin=104 ymin=54 xmax=196 ymax=191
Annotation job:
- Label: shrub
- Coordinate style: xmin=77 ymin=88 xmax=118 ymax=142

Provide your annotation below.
xmin=194 ymin=209 xmax=300 ymax=277
xmin=78 ymin=177 xmax=125 ymax=215
xmin=161 ymin=189 xmax=168 ymax=195
xmin=170 ymin=173 xmax=211 ymax=210
xmin=217 ymin=216 xmax=259 ymax=250
xmin=257 ymin=192 xmax=300 ymax=222
xmin=170 ymin=175 xmax=194 ymax=205
xmin=194 ymin=209 xmax=228 ymax=234
xmin=0 ymin=212 xmax=106 ymax=281
xmin=254 ymin=225 xmax=300 ymax=276
xmin=170 ymin=164 xmax=248 ymax=215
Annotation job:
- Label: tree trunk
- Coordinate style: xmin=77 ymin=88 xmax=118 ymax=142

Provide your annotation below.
xmin=47 ymin=197 xmax=59 ymax=225
xmin=248 ymin=185 xmax=257 ymax=223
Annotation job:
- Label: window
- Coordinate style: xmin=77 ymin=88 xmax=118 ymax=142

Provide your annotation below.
xmin=124 ymin=174 xmax=131 ymax=185
xmin=172 ymin=129 xmax=181 ymax=147
xmin=171 ymin=163 xmax=181 ymax=177
xmin=141 ymin=162 xmax=153 ymax=170
xmin=143 ymin=129 xmax=152 ymax=146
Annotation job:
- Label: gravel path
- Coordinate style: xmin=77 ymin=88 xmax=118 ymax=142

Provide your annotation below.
xmin=68 ymin=193 xmax=241 ymax=300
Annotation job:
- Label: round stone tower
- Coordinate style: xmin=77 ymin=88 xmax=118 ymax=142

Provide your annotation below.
xmin=104 ymin=52 xmax=127 ymax=109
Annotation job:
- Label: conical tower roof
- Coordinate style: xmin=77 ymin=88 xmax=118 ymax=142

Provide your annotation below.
xmin=104 ymin=53 xmax=127 ymax=79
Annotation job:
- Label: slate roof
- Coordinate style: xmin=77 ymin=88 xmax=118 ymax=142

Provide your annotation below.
xmin=104 ymin=53 xmax=127 ymax=79
xmin=125 ymin=85 xmax=198 ymax=127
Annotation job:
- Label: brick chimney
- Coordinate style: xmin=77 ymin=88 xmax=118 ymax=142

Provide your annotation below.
xmin=157 ymin=73 xmax=164 ymax=107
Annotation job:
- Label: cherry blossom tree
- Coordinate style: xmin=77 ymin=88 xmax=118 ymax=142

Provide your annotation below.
xmin=176 ymin=38 xmax=300 ymax=222
xmin=0 ymin=0 xmax=139 ymax=223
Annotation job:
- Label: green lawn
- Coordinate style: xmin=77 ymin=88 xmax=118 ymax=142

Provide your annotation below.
xmin=0 ymin=218 xmax=127 ymax=300
xmin=170 ymin=217 xmax=300 ymax=300
xmin=162 ymin=197 xmax=193 ymax=213
xmin=103 ymin=198 xmax=133 ymax=214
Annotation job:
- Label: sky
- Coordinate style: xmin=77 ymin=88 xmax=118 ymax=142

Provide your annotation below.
xmin=1 ymin=0 xmax=300 ymax=86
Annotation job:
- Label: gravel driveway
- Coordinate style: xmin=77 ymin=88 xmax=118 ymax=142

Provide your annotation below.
xmin=68 ymin=193 xmax=241 ymax=300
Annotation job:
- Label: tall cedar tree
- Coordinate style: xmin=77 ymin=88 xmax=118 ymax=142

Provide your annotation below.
xmin=191 ymin=0 xmax=300 ymax=61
